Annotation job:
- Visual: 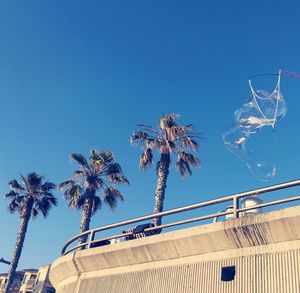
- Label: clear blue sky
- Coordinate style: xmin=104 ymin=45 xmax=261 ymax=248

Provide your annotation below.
xmin=1 ymin=0 xmax=300 ymax=272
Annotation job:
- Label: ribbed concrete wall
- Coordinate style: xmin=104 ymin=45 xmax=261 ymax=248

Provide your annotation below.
xmin=50 ymin=206 xmax=300 ymax=293
xmin=78 ymin=250 xmax=300 ymax=293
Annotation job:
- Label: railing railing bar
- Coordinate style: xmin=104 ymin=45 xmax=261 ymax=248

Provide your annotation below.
xmin=64 ymin=243 xmax=88 ymax=255
xmin=63 ymin=230 xmax=143 ymax=255
xmin=61 ymin=178 xmax=300 ymax=255
xmin=65 ymin=195 xmax=300 ymax=254
xmin=88 ymin=196 xmax=231 ymax=232
xmin=80 ymin=210 xmax=233 ymax=248
xmin=62 ymin=196 xmax=234 ymax=253
xmin=64 ymin=194 xmax=300 ymax=254
xmin=235 ymin=179 xmax=300 ymax=198
xmin=64 ymin=195 xmax=300 ymax=255
xmin=62 ymin=230 xmax=94 ymax=249
xmin=142 ymin=210 xmax=231 ymax=232
xmin=237 ymin=195 xmax=300 ymax=212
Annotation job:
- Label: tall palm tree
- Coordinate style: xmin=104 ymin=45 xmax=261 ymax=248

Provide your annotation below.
xmin=59 ymin=149 xmax=129 ymax=245
xmin=131 ymin=113 xmax=201 ymax=229
xmin=4 ymin=172 xmax=57 ymax=293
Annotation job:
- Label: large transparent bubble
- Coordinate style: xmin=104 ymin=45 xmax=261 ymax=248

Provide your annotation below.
xmin=223 ymin=73 xmax=287 ymax=181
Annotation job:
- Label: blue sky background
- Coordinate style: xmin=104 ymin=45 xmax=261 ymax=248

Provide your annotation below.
xmin=1 ymin=0 xmax=300 ymax=272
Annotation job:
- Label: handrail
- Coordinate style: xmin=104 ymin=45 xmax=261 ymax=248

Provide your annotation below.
xmin=61 ymin=178 xmax=300 ymax=255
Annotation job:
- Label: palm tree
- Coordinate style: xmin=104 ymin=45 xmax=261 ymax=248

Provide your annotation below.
xmin=4 ymin=172 xmax=57 ymax=293
xmin=59 ymin=149 xmax=129 ymax=245
xmin=131 ymin=113 xmax=201 ymax=229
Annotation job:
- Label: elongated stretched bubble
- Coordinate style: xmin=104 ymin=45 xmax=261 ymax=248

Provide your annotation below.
xmin=223 ymin=72 xmax=287 ymax=181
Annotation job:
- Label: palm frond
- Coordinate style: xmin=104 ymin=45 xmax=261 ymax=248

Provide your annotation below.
xmin=58 ymin=180 xmax=75 ymax=192
xmin=31 ymin=208 xmax=39 ymax=219
xmin=21 ymin=174 xmax=30 ymax=191
xmin=167 ymin=125 xmax=193 ymax=140
xmin=103 ymin=187 xmax=124 ymax=209
xmin=33 ymin=192 xmax=57 ymax=218
xmin=139 ymin=148 xmax=153 ymax=170
xmin=167 ymin=140 xmax=177 ymax=151
xmin=64 ymin=184 xmax=83 ymax=200
xmin=176 ymin=158 xmax=191 ymax=177
xmin=7 ymin=198 xmax=20 ymax=214
xmin=145 ymin=138 xmax=160 ymax=149
xmin=136 ymin=124 xmax=158 ymax=134
xmin=73 ymin=194 xmax=85 ymax=209
xmin=180 ymin=152 xmax=201 ymax=168
xmin=106 ymin=163 xmax=122 ymax=175
xmin=181 ymin=137 xmax=199 ymax=151
xmin=8 ymin=179 xmax=25 ymax=191
xmin=110 ymin=174 xmax=130 ymax=185
xmin=40 ymin=182 xmax=56 ymax=192
xmin=73 ymin=170 xmax=84 ymax=178
xmin=176 ymin=152 xmax=200 ymax=177
xmin=91 ymin=196 xmax=102 ymax=215
xmin=160 ymin=113 xmax=179 ymax=130
xmin=70 ymin=153 xmax=90 ymax=170
xmin=4 ymin=191 xmax=19 ymax=198
xmin=64 ymin=184 xmax=84 ymax=209
xmin=130 ymin=131 xmax=149 ymax=144
xmin=91 ymin=149 xmax=114 ymax=165
xmin=94 ymin=177 xmax=103 ymax=189
xmin=106 ymin=164 xmax=129 ymax=184
xmin=27 ymin=172 xmax=43 ymax=189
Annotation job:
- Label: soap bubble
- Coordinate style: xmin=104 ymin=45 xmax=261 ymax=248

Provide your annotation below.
xmin=223 ymin=71 xmax=287 ymax=181
xmin=243 ymin=150 xmax=276 ymax=181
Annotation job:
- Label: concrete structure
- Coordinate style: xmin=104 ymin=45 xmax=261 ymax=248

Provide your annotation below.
xmin=0 ymin=267 xmax=54 ymax=293
xmin=32 ymin=265 xmax=55 ymax=293
xmin=49 ymin=205 xmax=300 ymax=293
xmin=0 ymin=271 xmax=25 ymax=293
xmin=19 ymin=269 xmax=38 ymax=293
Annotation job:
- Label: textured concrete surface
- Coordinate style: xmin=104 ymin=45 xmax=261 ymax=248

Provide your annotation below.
xmin=49 ymin=206 xmax=300 ymax=293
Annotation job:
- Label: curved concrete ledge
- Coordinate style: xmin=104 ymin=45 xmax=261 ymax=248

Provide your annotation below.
xmin=50 ymin=206 xmax=300 ymax=293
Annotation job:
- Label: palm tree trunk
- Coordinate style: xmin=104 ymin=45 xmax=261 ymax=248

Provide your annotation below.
xmin=79 ymin=195 xmax=93 ymax=247
xmin=153 ymin=152 xmax=170 ymax=232
xmin=5 ymin=203 xmax=32 ymax=293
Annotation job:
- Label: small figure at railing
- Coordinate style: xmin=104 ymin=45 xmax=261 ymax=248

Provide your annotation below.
xmin=122 ymin=223 xmax=156 ymax=240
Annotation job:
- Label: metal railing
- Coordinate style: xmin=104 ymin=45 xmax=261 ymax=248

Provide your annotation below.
xmin=61 ymin=178 xmax=300 ymax=255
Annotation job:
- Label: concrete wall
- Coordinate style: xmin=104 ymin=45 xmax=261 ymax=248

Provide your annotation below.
xmin=50 ymin=206 xmax=300 ymax=293
xmin=33 ymin=265 xmax=55 ymax=293
xmin=0 ymin=272 xmax=24 ymax=293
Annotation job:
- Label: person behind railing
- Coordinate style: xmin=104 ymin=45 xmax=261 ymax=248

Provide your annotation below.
xmin=122 ymin=223 xmax=156 ymax=240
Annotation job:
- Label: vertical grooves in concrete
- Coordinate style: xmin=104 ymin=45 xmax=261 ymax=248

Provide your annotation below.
xmin=76 ymin=249 xmax=300 ymax=293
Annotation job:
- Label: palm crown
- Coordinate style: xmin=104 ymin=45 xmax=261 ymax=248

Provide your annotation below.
xmin=131 ymin=113 xmax=201 ymax=229
xmin=59 ymin=149 xmax=129 ymax=212
xmin=5 ymin=172 xmax=57 ymax=218
xmin=131 ymin=113 xmax=201 ymax=176
xmin=3 ymin=172 xmax=56 ymax=293
xmin=59 ymin=149 xmax=129 ymax=238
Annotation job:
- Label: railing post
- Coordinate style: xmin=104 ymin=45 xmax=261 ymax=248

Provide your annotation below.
xmin=233 ymin=196 xmax=239 ymax=218
xmin=87 ymin=230 xmax=95 ymax=249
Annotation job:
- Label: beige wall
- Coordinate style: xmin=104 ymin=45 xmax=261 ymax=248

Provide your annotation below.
xmin=19 ymin=272 xmax=37 ymax=293
xmin=0 ymin=273 xmax=24 ymax=293
xmin=50 ymin=206 xmax=300 ymax=293
xmin=32 ymin=265 xmax=55 ymax=293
